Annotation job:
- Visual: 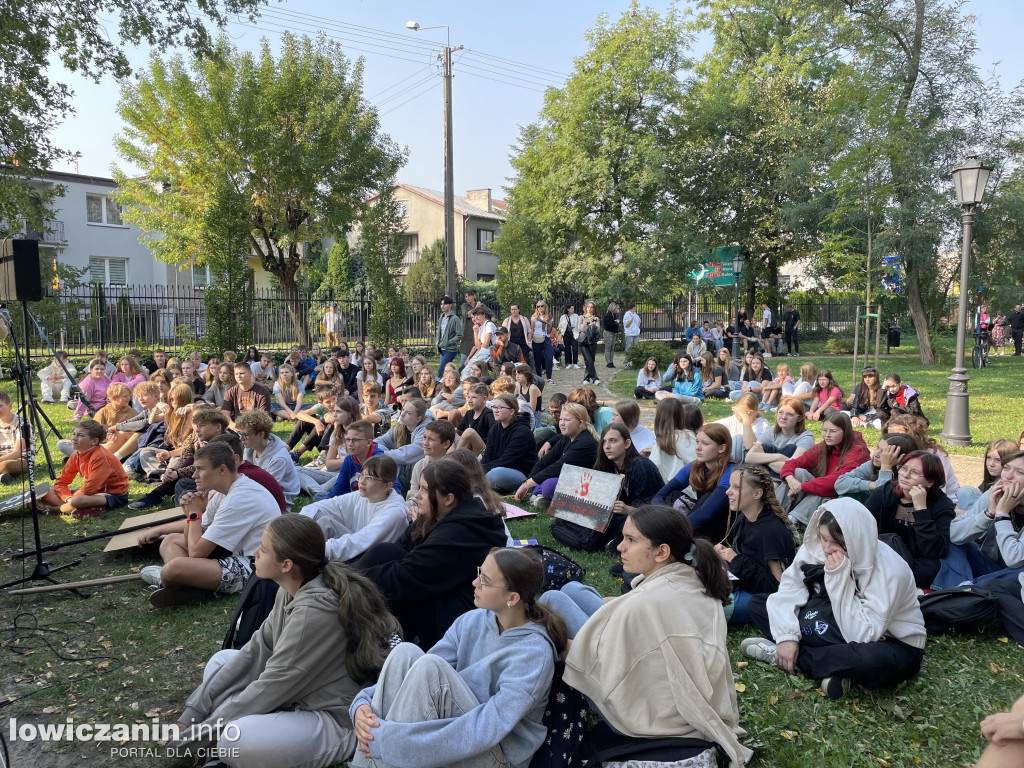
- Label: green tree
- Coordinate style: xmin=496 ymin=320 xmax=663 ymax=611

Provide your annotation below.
xmin=114 ymin=33 xmax=405 ymax=345
xmin=360 ymin=191 xmax=409 ymax=349
xmin=495 ymin=3 xmax=696 ymax=302
xmin=404 ymin=239 xmax=446 ymax=301
xmin=0 ymin=0 xmax=265 ymax=235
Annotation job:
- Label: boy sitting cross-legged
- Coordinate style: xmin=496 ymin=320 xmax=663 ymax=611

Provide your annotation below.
xmin=137 ymin=441 xmax=279 ymax=608
xmin=36 ymin=419 xmax=129 ymax=519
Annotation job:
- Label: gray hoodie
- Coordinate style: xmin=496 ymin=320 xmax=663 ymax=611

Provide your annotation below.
xmin=350 ymin=609 xmax=557 ymax=768
xmin=376 ymin=411 xmax=436 ymax=467
xmin=178 ymin=576 xmax=362 ymax=747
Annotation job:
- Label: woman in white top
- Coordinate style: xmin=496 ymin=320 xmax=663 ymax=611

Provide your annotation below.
xmin=557 ymin=304 xmax=580 ymax=369
xmin=531 ymin=299 xmax=555 ymax=384
xmin=356 ymin=357 xmax=384 ymax=403
xmin=647 ymin=398 xmax=701 ymax=483
xmin=716 ymin=393 xmax=772 ymax=463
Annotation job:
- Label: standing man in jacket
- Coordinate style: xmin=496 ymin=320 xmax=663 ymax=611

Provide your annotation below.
xmin=1009 ymin=304 xmax=1024 ymax=356
xmin=435 ymin=296 xmax=463 ymax=376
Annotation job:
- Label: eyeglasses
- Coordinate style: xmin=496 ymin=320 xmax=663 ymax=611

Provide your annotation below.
xmin=355 ymin=473 xmax=382 ymax=483
xmin=476 ymin=566 xmax=511 ymax=590
xmin=491 ymin=405 xmax=512 ymax=412
xmin=344 ymin=436 xmax=370 ymax=445
xmin=235 ymin=431 xmax=252 ymax=440
xmin=900 ymin=468 xmax=925 ymax=479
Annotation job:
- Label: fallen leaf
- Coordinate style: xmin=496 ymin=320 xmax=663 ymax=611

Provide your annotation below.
xmin=769 ymin=695 xmax=778 ymax=706
xmin=42 ymin=706 xmax=59 ymax=714
xmin=780 ymin=730 xmax=798 ymax=740
xmin=735 ymin=683 xmax=746 ymax=692
xmin=100 ymin=641 xmax=113 ymax=649
xmin=736 ymin=661 xmax=749 ymax=669
xmin=998 ymin=637 xmax=1009 ymax=643
xmin=990 ymin=661 xmax=1004 ymax=674
xmin=789 ymin=692 xmax=805 ymax=699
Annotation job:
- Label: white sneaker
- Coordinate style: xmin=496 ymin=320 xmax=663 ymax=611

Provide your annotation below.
xmin=139 ymin=565 xmax=163 ymax=588
xmin=42 ymin=398 xmax=54 ymax=404
xmin=593 ymin=379 xmax=600 ymax=385
xmin=552 ymin=363 xmax=560 ymax=370
xmin=573 ymin=364 xmax=580 ymax=369
xmin=740 ymin=637 xmax=778 ymax=666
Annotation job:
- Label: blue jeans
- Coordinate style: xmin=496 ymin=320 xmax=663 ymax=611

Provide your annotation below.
xmin=485 ymin=466 xmax=527 ymax=494
xmin=532 ymin=337 xmax=553 ymax=379
xmin=728 ymin=589 xmax=754 ymax=625
xmin=538 ymin=581 xmax=606 ymax=638
xmin=438 ymin=349 xmax=458 ymax=378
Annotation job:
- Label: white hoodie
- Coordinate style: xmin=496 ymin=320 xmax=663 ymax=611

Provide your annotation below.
xmin=301 ymin=488 xmax=408 ymax=563
xmin=766 ymin=498 xmax=926 ymax=649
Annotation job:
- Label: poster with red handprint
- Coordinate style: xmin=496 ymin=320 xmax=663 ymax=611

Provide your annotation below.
xmin=548 ymin=465 xmax=623 ymax=532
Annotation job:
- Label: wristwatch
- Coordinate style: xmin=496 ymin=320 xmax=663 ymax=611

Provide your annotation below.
xmin=187 ymin=511 xmax=202 ymax=523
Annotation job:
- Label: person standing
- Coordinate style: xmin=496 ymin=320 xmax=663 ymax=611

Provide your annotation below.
xmin=622 ymin=301 xmax=641 ymax=363
xmin=324 ymin=302 xmax=345 ymax=349
xmin=578 ymin=301 xmax=601 ymax=385
xmin=459 ymin=289 xmax=480 ymax=366
xmin=502 ymin=302 xmax=534 ymax=370
xmin=557 ymin=304 xmax=580 ymax=369
xmin=760 ymin=302 xmax=773 ymax=331
xmin=435 ymin=296 xmax=462 ymax=376
xmin=531 ymin=299 xmax=555 ymax=384
xmin=1008 ymin=304 xmax=1024 ymax=356
xmin=783 ymin=303 xmax=801 ymax=356
xmin=603 ymin=301 xmax=620 ymax=369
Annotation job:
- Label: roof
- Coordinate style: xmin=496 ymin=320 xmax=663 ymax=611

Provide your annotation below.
xmin=397 ymin=183 xmax=506 ymax=221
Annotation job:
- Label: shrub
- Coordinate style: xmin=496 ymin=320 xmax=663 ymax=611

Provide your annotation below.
xmin=625 ymin=340 xmax=678 ymax=370
xmin=823 ymin=337 xmax=856 ymax=355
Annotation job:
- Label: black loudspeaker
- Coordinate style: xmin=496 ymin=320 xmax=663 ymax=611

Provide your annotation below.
xmin=0 ymin=238 xmax=43 ymax=302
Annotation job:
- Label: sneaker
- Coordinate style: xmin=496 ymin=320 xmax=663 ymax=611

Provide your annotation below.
xmin=546 ymin=379 xmax=555 ymax=385
xmin=70 ymin=506 xmax=105 ymax=519
xmin=42 ymin=398 xmax=54 ymax=404
xmin=0 ymin=473 xmax=10 ymax=484
xmin=740 ymin=637 xmax=778 ymax=667
xmin=148 ymin=586 xmax=211 ymax=609
xmin=530 ymin=495 xmax=551 ymax=512
xmin=127 ymin=497 xmax=154 ymax=511
xmin=606 ymin=363 xmax=615 ymax=369
xmin=552 ymin=363 xmax=560 ymax=370
xmin=139 ymin=565 xmax=163 ymax=587
xmin=289 ymin=450 xmax=304 ymax=464
xmin=592 ymin=379 xmax=600 ymax=385
xmin=820 ymin=676 xmax=851 ymax=699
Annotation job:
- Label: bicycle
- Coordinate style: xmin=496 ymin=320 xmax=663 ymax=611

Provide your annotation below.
xmin=972 ymin=329 xmax=991 ymax=370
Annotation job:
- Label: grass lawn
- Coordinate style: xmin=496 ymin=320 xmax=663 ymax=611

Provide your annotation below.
xmin=2 ymin=339 xmax=1023 ymax=767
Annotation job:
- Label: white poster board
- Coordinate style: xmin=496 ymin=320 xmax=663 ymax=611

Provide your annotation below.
xmin=548 ymin=465 xmax=623 ymax=533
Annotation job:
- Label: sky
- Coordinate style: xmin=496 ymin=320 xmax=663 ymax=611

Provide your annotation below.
xmin=47 ymin=0 xmax=1024 ymax=198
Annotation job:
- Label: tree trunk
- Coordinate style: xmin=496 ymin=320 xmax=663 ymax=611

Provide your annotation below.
xmin=906 ymin=264 xmax=935 ymax=364
xmin=278 ymin=270 xmax=310 ymax=348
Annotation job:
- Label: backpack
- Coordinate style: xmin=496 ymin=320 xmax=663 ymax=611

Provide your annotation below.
xmin=222 ymin=576 xmax=280 ymax=650
xmin=512 ymin=543 xmax=585 ymax=592
xmin=918 ymin=586 xmax=999 ymax=636
xmin=528 ymin=669 xmax=588 ymax=768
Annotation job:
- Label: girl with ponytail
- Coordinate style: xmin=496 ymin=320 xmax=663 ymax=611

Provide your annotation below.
xmin=350 ymin=547 xmax=566 ymax=768
xmin=539 ymin=506 xmax=753 ymax=767
xmin=174 ymin=514 xmax=400 ymax=768
xmin=717 ymin=465 xmax=798 ymax=624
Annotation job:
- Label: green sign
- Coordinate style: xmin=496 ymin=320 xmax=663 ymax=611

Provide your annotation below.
xmin=691 ymin=246 xmax=740 ymax=286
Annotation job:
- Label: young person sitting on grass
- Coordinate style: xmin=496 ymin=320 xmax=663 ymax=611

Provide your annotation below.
xmin=699 ymin=351 xmax=730 ymax=400
xmin=271 ymin=363 xmax=305 ymax=420
xmin=864 ymin=449 xmax=955 ymax=588
xmin=138 ymin=441 xmax=280 ymax=608
xmin=716 ymin=464 xmax=798 ymax=625
xmin=236 ymin=409 xmax=301 ymax=511
xmin=759 ymin=361 xmax=795 ymax=411
xmin=174 ymin=514 xmax=400 ymax=768
xmin=742 ymin=499 xmax=926 ymax=700
xmin=652 ymin=423 xmax=736 ymax=544
xmin=806 ymin=369 xmax=843 ymax=421
xmin=480 ymin=394 xmax=537 ymax=495
xmin=884 ymin=413 xmax=961 ymax=503
xmin=221 ymin=361 xmax=273 ymax=431
xmin=833 ymin=431 xmax=920 ymax=502
xmin=72 ymin=358 xmax=111 ymax=419
xmin=0 ymin=392 xmax=29 ymax=483
xmin=876 ymin=372 xmax=927 ymax=429
xmin=407 ymin=420 xmax=457 ymax=509
xmin=776 ymin=411 xmax=870 ymax=527
xmin=648 ymin=398 xmax=701 ymax=484
xmin=449 ymin=383 xmax=494 ymax=455
xmin=36 ymin=419 xmax=129 ymax=518
xmin=350 ymin=547 xmax=565 ymax=768
xmin=302 ymin=455 xmax=409 ymax=564
xmin=322 ymin=421 xmax=401 ymax=502
xmin=354 ymin=459 xmax=508 ymax=649
xmin=360 ymin=382 xmax=396 ymax=436
xmin=842 ymin=366 xmax=882 ymax=428
xmin=287 ymin=385 xmax=337 ymax=461
xmin=957 ymin=438 xmax=1019 ymax=513
xmin=655 ymin=353 xmax=704 ymax=404
xmin=61 ymin=383 xmax=133 ymax=457
xmin=202 ymin=362 xmax=235 ymax=409
xmin=634 ymin=356 xmax=662 ymax=400
xmin=513 ymin=403 xmax=599 ymax=509
xmin=540 ymin=506 xmax=753 ymax=768
xmin=611 ymin=399 xmax=655 ymax=455
xmin=741 ymin=397 xmax=815 ymax=475
xmin=790 ymin=361 xmax=817 ymax=406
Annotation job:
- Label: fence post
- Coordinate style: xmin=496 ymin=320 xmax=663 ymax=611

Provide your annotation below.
xmin=97 ymin=284 xmax=106 ymax=351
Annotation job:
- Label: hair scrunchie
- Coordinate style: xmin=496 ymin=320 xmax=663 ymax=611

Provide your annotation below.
xmin=682 ymin=543 xmax=697 ymax=565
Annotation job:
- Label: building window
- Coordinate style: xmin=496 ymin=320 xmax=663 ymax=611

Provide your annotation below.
xmin=477 ymin=230 xmax=495 ymax=251
xmin=404 ymin=233 xmax=419 ymax=252
xmin=88 ymin=256 xmax=128 ymax=285
xmin=396 ymin=200 xmax=409 ymax=218
xmin=779 ymin=275 xmax=792 ymax=289
xmin=476 ymin=273 xmax=495 ymax=282
xmin=192 ymin=264 xmax=212 ymax=288
xmin=86 ymin=194 xmax=123 ymax=226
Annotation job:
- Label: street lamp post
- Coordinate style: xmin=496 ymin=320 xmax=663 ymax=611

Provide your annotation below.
xmin=407 ymin=21 xmax=461 ymax=299
xmin=731 ymin=251 xmax=745 ymax=360
xmin=940 ymin=155 xmax=993 ymax=446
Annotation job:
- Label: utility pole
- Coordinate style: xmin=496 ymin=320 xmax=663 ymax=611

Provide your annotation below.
xmin=442 ymin=44 xmax=457 ymax=299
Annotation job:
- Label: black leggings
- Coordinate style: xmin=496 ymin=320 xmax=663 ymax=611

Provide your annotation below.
xmin=747 ymin=594 xmax=924 ymax=688
xmin=580 ymin=342 xmax=598 ymax=381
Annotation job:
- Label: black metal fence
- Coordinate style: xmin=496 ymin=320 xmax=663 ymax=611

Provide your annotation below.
xmin=11 ymin=282 xmax=891 ymax=361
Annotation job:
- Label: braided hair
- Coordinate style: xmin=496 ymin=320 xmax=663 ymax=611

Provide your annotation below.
xmin=731 ymin=464 xmax=799 ymax=542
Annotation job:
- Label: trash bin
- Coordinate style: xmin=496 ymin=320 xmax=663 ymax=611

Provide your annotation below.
xmin=887 ymin=325 xmax=901 ymax=351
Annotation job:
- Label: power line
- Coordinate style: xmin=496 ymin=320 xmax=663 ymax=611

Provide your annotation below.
xmin=462 ymin=47 xmax=569 ymax=80
xmin=369 ymin=65 xmax=436 ymax=100
xmin=376 ymin=71 xmax=440 ymax=107
xmin=380 ymin=81 xmax=442 ymax=116
xmin=456 ymin=68 xmax=549 ymax=94
xmin=457 ymin=58 xmax=562 ymax=89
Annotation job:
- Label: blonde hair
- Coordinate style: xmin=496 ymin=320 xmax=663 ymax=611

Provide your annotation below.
xmin=165 ymin=383 xmax=195 ymax=447
xmin=560 ymin=402 xmax=598 ymax=441
xmin=276 ymin=363 xmax=300 ymax=403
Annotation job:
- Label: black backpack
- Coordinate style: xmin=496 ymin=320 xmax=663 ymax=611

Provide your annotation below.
xmin=222 ymin=576 xmax=280 ymax=650
xmin=918 ymin=586 xmax=1000 ymax=636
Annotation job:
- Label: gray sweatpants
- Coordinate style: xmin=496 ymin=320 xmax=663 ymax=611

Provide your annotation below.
xmin=603 ymin=331 xmax=616 ymax=365
xmin=182 ymin=649 xmax=356 ymax=768
xmin=350 ymin=643 xmax=509 ymax=768
xmin=775 ymin=467 xmax=825 ymax=526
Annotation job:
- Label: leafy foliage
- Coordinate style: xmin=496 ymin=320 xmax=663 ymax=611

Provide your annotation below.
xmin=0 ymin=0 xmax=265 ymax=233
xmin=201 ymin=251 xmax=255 ymax=355
xmin=360 ymin=190 xmax=409 ymax=349
xmin=624 ymin=340 xmax=679 ymax=371
xmin=114 ymin=33 xmax=405 ymax=345
xmin=405 ymin=238 xmax=446 ymax=301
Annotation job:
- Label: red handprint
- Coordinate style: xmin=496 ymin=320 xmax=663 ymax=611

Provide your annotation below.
xmin=577 ymin=472 xmax=592 ymax=497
